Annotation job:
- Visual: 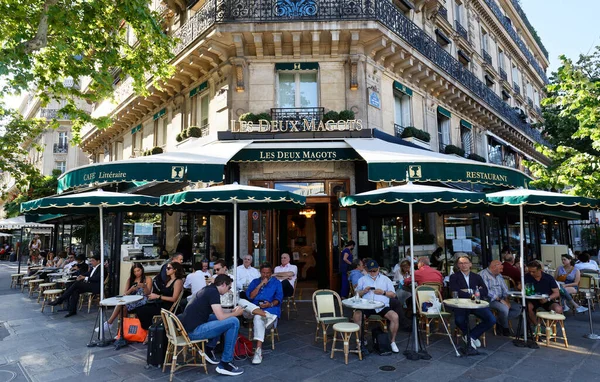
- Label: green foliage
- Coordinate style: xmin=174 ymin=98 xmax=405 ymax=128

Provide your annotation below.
xmin=444 ymin=145 xmax=466 ymax=157
xmin=323 ymin=110 xmax=339 ymax=122
xmin=239 ymin=112 xmax=257 ymax=123
xmin=188 ymin=126 xmax=202 ymax=138
xmin=151 ymin=146 xmax=163 ymax=154
xmin=175 ymin=132 xmax=183 ymax=142
xmin=401 ymin=126 xmax=431 ymax=142
xmin=3 ymin=170 xmax=59 ymax=217
xmin=467 ymin=153 xmax=486 ymax=163
xmin=338 ymin=109 xmax=355 ymax=120
xmin=527 ymin=47 xmax=600 ymax=198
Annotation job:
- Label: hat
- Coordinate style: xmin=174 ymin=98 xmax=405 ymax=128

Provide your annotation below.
xmin=366 ymin=259 xmax=379 ymax=270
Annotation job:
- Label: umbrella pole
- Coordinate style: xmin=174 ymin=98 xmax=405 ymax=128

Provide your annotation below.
xmin=99 ymin=206 xmax=106 ymax=343
xmin=519 ymin=204 xmax=527 ymax=343
xmin=409 ymin=203 xmax=419 ymax=352
xmin=233 ymin=200 xmax=238 ymax=306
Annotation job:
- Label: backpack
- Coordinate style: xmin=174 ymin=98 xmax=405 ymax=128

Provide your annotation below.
xmin=372 ymin=327 xmax=392 ymax=356
xmin=234 ymin=334 xmax=254 ymax=359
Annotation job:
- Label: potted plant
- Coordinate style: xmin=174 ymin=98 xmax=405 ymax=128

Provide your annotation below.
xmin=468 ymin=153 xmax=486 ymax=162
xmin=151 ymin=146 xmax=164 ymax=155
xmin=401 ymin=126 xmax=431 ymax=149
xmin=175 ymin=132 xmax=183 ymax=142
xmin=188 ymin=126 xmax=202 ymax=138
xmin=323 ymin=110 xmax=340 ymax=122
xmin=444 ymin=144 xmax=466 ymax=157
xmin=338 ymin=109 xmax=355 ymax=120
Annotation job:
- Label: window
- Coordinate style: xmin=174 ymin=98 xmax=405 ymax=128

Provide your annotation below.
xmin=191 ymin=92 xmax=209 ymax=128
xmin=162 ymin=118 xmax=169 ymax=146
xmin=534 ymin=90 xmax=540 ymax=107
xmin=55 ymin=161 xmax=66 ymax=174
xmin=132 ymin=131 xmax=140 ymax=157
xmin=512 ymin=65 xmax=520 ymax=89
xmin=437 ymin=113 xmax=451 ymax=152
xmin=497 ymin=48 xmax=505 ymax=71
xmin=481 ymin=29 xmax=489 ymax=53
xmin=460 ymin=125 xmax=472 ymax=156
xmin=58 ymin=132 xmax=68 ymax=147
xmin=436 ymin=29 xmax=452 ymax=49
xmin=487 ymin=137 xmax=502 ymax=165
xmin=454 ymin=0 xmax=464 ymax=25
xmin=278 ymin=72 xmax=318 ymax=108
xmin=394 ymin=93 xmax=411 ymax=129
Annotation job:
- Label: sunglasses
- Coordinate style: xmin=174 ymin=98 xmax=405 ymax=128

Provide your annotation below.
xmin=166 ymin=266 xmax=173 ymax=270
xmin=214 ymin=267 xmax=222 ymax=272
xmin=368 ymin=269 xmax=378 ymax=273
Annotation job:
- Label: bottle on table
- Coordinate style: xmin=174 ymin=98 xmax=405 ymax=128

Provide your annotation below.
xmin=474 ymin=287 xmax=481 ymax=304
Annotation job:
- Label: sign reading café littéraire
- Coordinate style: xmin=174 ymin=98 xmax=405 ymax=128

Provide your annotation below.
xmin=230 ymin=118 xmax=364 ymax=133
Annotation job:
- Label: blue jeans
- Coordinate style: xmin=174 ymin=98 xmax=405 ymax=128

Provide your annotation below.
xmin=454 ymin=307 xmax=496 ymax=341
xmin=188 ymin=315 xmax=240 ymax=363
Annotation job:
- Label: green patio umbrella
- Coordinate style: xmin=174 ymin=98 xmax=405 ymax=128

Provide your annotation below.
xmin=486 ymin=188 xmax=600 ymax=345
xmin=21 ymin=190 xmax=160 ymax=345
xmin=160 ymin=183 xmax=306 ymax=304
xmin=340 ymin=182 xmax=487 ymax=354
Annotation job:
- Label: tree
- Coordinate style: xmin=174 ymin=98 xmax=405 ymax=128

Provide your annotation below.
xmin=527 ymin=48 xmax=600 ymax=198
xmin=3 ymin=169 xmax=61 ymax=217
xmin=0 ymin=0 xmax=175 ymax=187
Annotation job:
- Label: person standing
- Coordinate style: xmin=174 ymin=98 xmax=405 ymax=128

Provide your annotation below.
xmin=178 ymin=274 xmax=244 ymax=376
xmin=340 ymin=240 xmax=355 ymax=297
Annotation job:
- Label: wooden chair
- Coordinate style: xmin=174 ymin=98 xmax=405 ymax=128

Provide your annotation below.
xmin=28 ymin=279 xmax=44 ymax=298
xmin=160 ymin=309 xmax=208 ymax=381
xmin=245 ymin=317 xmax=279 ymax=350
xmin=37 ymin=282 xmax=56 ymax=303
xmin=415 ymin=286 xmax=452 ymax=344
xmin=312 ymin=289 xmax=349 ymax=351
xmin=21 ymin=276 xmax=36 ymax=292
xmin=330 ymin=322 xmax=362 ymax=364
xmin=535 ymin=311 xmax=568 ymax=348
xmin=421 ymin=282 xmax=443 ymax=296
xmin=502 ymin=276 xmax=516 ymax=290
xmin=10 ymin=274 xmax=24 ymax=289
xmin=78 ymin=275 xmax=110 ymax=313
xmin=577 ymin=274 xmax=596 ymax=310
xmin=283 ymin=279 xmax=298 ymax=320
xmin=41 ymin=289 xmax=64 ymax=313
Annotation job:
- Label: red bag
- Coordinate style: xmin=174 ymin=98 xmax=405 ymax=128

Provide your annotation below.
xmin=117 ymin=317 xmax=148 ymax=343
xmin=234 ymin=334 xmax=254 ymax=358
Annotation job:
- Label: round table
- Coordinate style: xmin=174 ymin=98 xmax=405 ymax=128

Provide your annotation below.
xmin=443 ymin=298 xmax=490 ymax=356
xmin=100 ymin=295 xmax=143 ymax=350
xmin=343 ymin=298 xmax=385 ymax=349
xmin=508 ymin=291 xmax=548 ymax=300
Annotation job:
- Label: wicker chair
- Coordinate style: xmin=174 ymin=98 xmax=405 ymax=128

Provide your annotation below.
xmin=415 ymin=285 xmax=452 ymax=344
xmin=312 ymin=289 xmax=349 ymax=351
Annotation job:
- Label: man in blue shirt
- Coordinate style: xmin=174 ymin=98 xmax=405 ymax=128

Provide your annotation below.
xmin=241 ymin=262 xmax=282 ymax=365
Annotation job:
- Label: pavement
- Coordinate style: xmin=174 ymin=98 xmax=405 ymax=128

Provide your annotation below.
xmin=1 ymin=261 xmax=600 ymax=382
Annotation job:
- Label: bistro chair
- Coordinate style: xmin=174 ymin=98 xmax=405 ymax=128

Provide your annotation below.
xmin=244 ymin=317 xmax=279 ymax=350
xmin=41 ymin=289 xmax=64 ymax=313
xmin=37 ymin=282 xmax=56 ymax=303
xmin=502 ymin=276 xmax=516 ymax=290
xmin=535 ymin=311 xmax=568 ymax=348
xmin=577 ymin=274 xmax=597 ymax=310
xmin=28 ymin=279 xmax=44 ymax=298
xmin=21 ymin=276 xmax=36 ymax=292
xmin=415 ymin=285 xmax=452 ymax=344
xmin=160 ymin=309 xmax=208 ymax=381
xmin=10 ymin=273 xmax=24 ymax=289
xmin=283 ymin=279 xmax=298 ymax=320
xmin=330 ymin=322 xmax=362 ymax=364
xmin=312 ymin=289 xmax=349 ymax=351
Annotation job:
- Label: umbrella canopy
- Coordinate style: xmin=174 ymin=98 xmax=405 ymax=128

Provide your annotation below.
xmin=0 ymin=215 xmax=54 ymax=230
xmin=160 ymin=183 xmax=306 ymax=305
xmin=340 ymin=182 xmax=487 ymax=354
xmin=486 ymin=188 xmax=599 ymax=345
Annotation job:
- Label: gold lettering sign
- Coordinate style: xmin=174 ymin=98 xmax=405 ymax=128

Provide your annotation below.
xmin=465 ymin=171 xmax=508 ymax=183
xmin=230 ymin=119 xmax=363 ymax=133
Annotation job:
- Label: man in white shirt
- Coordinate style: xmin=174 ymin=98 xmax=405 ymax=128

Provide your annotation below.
xmin=274 ymin=253 xmax=297 ymax=298
xmin=575 ymin=252 xmax=599 ymax=273
xmin=353 ymin=259 xmax=400 ymax=353
xmin=62 ymin=253 xmax=77 ymax=272
xmin=236 ymin=254 xmax=260 ymax=297
xmin=184 ymin=262 xmax=207 ymax=301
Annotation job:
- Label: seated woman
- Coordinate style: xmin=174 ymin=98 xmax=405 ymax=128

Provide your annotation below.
xmin=394 ymin=260 xmax=413 ymax=304
xmin=54 ymin=251 xmax=67 ymax=269
xmin=101 ymin=263 xmax=152 ymax=333
xmin=134 ymin=262 xmax=185 ymax=340
xmin=46 ymin=252 xmax=56 ymax=267
xmin=554 ymin=254 xmax=588 ymax=314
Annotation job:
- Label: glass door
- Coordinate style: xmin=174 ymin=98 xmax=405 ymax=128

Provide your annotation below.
xmin=484 ymin=215 xmax=501 ymax=262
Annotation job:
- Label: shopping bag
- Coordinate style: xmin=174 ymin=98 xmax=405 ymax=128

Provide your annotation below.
xmin=234 ymin=334 xmax=254 ymax=358
xmin=118 ymin=317 xmax=148 ymax=343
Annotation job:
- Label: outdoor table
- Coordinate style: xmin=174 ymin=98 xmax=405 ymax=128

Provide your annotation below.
xmin=100 ymin=295 xmax=143 ymax=350
xmin=443 ymin=298 xmax=489 ymax=356
xmin=508 ymin=291 xmax=548 ymax=345
xmin=342 ymin=297 xmax=385 ymax=352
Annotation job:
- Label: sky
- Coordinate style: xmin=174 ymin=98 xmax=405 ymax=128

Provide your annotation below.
xmin=519 ymin=0 xmax=600 ymax=75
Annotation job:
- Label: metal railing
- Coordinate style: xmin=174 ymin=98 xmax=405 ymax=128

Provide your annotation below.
xmin=455 ymin=20 xmax=468 ymax=40
xmin=270 ymin=107 xmax=324 ymax=127
xmin=53 ymin=143 xmax=68 ymax=154
xmin=40 ymin=108 xmax=69 ymax=120
xmin=513 ymin=82 xmax=521 ymax=94
xmin=438 ymin=5 xmax=448 ymax=21
xmin=167 ymin=0 xmax=548 ymax=146
xmin=483 ymin=0 xmax=548 ymax=84
xmin=394 ymin=124 xmax=405 ymax=137
xmin=534 ymin=106 xmax=542 ymax=115
xmin=527 ymin=97 xmax=533 ymax=108
xmin=482 ymin=49 xmax=492 ymax=66
xmin=499 ymin=67 xmax=507 ymax=81
xmin=439 ymin=141 xmax=448 ymax=153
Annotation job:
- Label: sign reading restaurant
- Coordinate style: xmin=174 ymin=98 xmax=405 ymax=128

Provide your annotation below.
xmin=230 ymin=118 xmax=364 ymax=133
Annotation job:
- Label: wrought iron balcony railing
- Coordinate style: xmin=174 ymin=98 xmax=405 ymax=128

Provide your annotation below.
xmin=535 ymin=106 xmax=542 ymax=115
xmin=53 ymin=143 xmax=68 ymax=154
xmin=483 ymin=0 xmax=548 ymax=84
xmin=169 ymin=0 xmax=548 ymax=146
xmin=499 ymin=67 xmax=507 ymax=81
xmin=482 ymin=49 xmax=492 ymax=66
xmin=437 ymin=6 xmax=448 ymax=21
xmin=40 ymin=108 xmax=70 ymax=120
xmin=513 ymin=82 xmax=521 ymax=94
xmin=455 ymin=20 xmax=468 ymax=40
xmin=527 ymin=97 xmax=533 ymax=108
xmin=270 ymin=107 xmax=324 ymax=127
xmin=394 ymin=124 xmax=405 ymax=137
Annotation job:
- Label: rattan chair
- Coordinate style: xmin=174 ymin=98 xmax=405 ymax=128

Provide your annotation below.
xmin=416 ymin=285 xmax=452 ymax=344
xmin=283 ymin=279 xmax=298 ymax=319
xmin=312 ymin=289 xmax=349 ymax=351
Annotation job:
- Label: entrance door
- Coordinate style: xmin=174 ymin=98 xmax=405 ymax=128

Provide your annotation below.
xmin=485 ymin=215 xmax=501 ymax=262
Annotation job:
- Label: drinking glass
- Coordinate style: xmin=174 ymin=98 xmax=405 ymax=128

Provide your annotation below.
xmin=452 ymin=291 xmax=459 ymax=303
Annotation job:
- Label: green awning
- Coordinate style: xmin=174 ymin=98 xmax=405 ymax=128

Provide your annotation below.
xmin=189 ymin=81 xmax=208 ymax=97
xmin=153 ymin=108 xmax=166 ymax=120
xmin=438 ymin=106 xmax=451 ymax=118
xmin=131 ymin=124 xmax=142 ymax=134
xmin=486 ymin=189 xmax=599 ymax=213
xmin=460 ymin=119 xmax=472 ymax=129
xmin=230 ymin=148 xmax=359 ymax=162
xmin=393 ymin=81 xmax=413 ymax=96
xmin=344 ymin=138 xmax=531 ymax=189
xmin=275 ymin=62 xmax=319 ymax=71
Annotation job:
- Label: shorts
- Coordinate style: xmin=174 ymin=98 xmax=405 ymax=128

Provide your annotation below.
xmin=362 ymin=307 xmax=392 ymax=318
xmin=529 ymin=299 xmax=554 ymax=311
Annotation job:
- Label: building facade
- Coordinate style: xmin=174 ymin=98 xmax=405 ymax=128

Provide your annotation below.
xmin=75 ymin=0 xmax=555 ymax=288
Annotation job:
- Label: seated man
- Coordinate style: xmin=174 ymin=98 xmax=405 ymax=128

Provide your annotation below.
xmin=62 ymin=253 xmax=77 ymax=272
xmin=236 ymin=254 xmax=260 ymax=297
xmin=575 ymin=252 xmax=599 ymax=273
xmin=178 ymin=274 xmax=244 ymax=376
xmin=449 ymin=255 xmax=496 ymax=350
xmin=48 ymin=254 xmax=102 ymax=317
xmin=273 ymin=253 xmax=297 ymax=298
xmin=403 ymin=257 xmax=443 ymax=285
xmin=243 ymin=262 xmax=282 ymax=364
xmin=524 ymin=261 xmax=562 ymax=332
xmin=348 ymin=258 xmax=366 ymax=290
xmin=480 ymin=260 xmax=520 ymax=336
xmin=353 ymin=259 xmax=401 ymax=353
xmin=157 ymin=253 xmax=184 ymax=289
xmin=70 ymin=254 xmax=89 ymax=276
xmin=501 ymin=251 xmax=521 ymax=286
xmin=184 ymin=262 xmax=207 ymax=301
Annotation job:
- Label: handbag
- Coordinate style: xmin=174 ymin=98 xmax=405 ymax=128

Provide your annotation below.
xmin=117 ymin=317 xmax=148 ymax=343
xmin=233 ymin=334 xmax=254 ymax=359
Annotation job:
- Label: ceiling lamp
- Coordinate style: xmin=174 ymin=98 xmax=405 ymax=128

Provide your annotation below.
xmin=299 ymin=208 xmax=316 ymax=218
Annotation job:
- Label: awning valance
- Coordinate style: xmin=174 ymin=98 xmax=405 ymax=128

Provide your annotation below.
xmin=393 ymin=81 xmax=413 ymax=96
xmin=438 ymin=106 xmax=451 ymax=118
xmin=460 ymin=119 xmax=472 ymax=129
xmin=57 ymin=140 xmax=253 ymax=193
xmin=344 ymin=138 xmax=531 ymax=188
xmin=0 ymin=216 xmax=54 ymax=230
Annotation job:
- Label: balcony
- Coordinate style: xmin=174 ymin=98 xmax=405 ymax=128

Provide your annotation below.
xmin=527 ymin=97 xmax=533 ymax=108
xmin=53 ymin=143 xmax=68 ymax=154
xmin=535 ymin=106 xmax=542 ymax=115
xmin=455 ymin=20 xmax=468 ymax=40
xmin=40 ymin=108 xmax=69 ymax=120
xmin=270 ymin=107 xmax=324 ymax=127
xmin=499 ymin=67 xmax=507 ymax=81
xmin=513 ymin=82 xmax=521 ymax=94
xmin=482 ymin=50 xmax=492 ymax=66
xmin=437 ymin=6 xmax=448 ymax=21
xmin=394 ymin=124 xmax=406 ymax=137
xmin=163 ymin=0 xmax=548 ymax=147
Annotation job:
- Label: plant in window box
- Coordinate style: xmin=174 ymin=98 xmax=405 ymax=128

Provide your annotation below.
xmin=175 ymin=132 xmax=183 ymax=142
xmin=444 ymin=144 xmax=466 ymax=157
xmin=338 ymin=110 xmax=355 ymax=120
xmin=255 ymin=112 xmax=272 ymax=122
xmin=188 ymin=126 xmax=202 ymax=138
xmin=151 ymin=146 xmax=164 ymax=155
xmin=323 ymin=110 xmax=340 ymax=122
xmin=467 ymin=153 xmax=486 ymax=162
xmin=400 ymin=126 xmax=431 ymax=148
xmin=239 ymin=112 xmax=257 ymax=123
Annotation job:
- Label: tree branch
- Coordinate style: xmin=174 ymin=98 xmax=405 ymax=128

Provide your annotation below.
xmin=21 ymin=0 xmax=59 ymax=54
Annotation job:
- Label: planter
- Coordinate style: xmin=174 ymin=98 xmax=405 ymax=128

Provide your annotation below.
xmin=176 ymin=136 xmax=199 ymax=147
xmin=403 ymin=137 xmax=431 ymax=149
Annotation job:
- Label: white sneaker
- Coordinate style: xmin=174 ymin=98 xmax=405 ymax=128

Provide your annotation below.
xmin=463 ymin=336 xmax=480 ymax=349
xmin=576 ymin=306 xmax=589 ymax=314
xmin=95 ymin=321 xmax=113 ymax=333
xmin=252 ymin=347 xmax=262 ymax=365
xmin=563 ymin=305 xmax=571 ymax=313
xmin=390 ymin=342 xmax=399 ymax=353
xmin=264 ymin=312 xmax=277 ymax=329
